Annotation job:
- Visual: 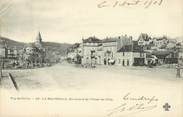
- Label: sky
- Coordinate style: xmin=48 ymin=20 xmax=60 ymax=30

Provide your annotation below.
xmin=0 ymin=0 xmax=183 ymax=43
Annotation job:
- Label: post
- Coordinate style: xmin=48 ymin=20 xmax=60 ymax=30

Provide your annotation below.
xmin=0 ymin=66 xmax=2 ymax=78
xmin=176 ymin=65 xmax=181 ymax=78
xmin=8 ymin=73 xmax=19 ymax=91
xmin=176 ymin=46 xmax=182 ymax=78
xmin=0 ymin=58 xmax=2 ymax=78
xmin=0 ymin=58 xmax=3 ymax=86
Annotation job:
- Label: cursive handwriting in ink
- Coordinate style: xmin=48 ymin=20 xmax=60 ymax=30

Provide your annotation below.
xmin=123 ymin=92 xmax=158 ymax=104
xmin=106 ymin=103 xmax=157 ymax=116
xmin=106 ymin=93 xmax=158 ymax=116
xmin=97 ymin=0 xmax=164 ymax=9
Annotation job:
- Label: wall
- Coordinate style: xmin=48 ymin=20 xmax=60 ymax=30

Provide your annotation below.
xmin=115 ymin=52 xmax=134 ymax=66
xmin=0 ymin=47 xmax=6 ymax=58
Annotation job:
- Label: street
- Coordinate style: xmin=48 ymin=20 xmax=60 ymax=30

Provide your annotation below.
xmin=0 ymin=63 xmax=183 ymax=117
xmin=0 ymin=63 xmax=182 ymax=91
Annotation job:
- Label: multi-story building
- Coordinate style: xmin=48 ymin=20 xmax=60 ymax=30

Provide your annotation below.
xmin=80 ymin=35 xmax=146 ymax=66
xmin=68 ymin=35 xmax=147 ymax=66
xmin=116 ymin=41 xmax=146 ymax=66
xmin=102 ymin=35 xmax=132 ymax=65
xmin=0 ymin=39 xmax=18 ymax=59
xmin=81 ymin=36 xmax=102 ymax=65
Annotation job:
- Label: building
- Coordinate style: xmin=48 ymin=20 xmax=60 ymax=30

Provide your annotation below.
xmin=178 ymin=43 xmax=183 ymax=66
xmin=66 ymin=34 xmax=180 ymax=67
xmin=22 ymin=32 xmax=46 ymax=68
xmin=0 ymin=41 xmax=6 ymax=58
xmin=152 ymin=36 xmax=168 ymax=49
xmin=0 ymin=39 xmax=19 ymax=59
xmin=102 ymin=35 xmax=132 ymax=65
xmin=81 ymin=36 xmax=102 ymax=66
xmin=67 ymin=43 xmax=82 ymax=63
xmin=137 ymin=33 xmax=152 ymax=46
xmin=67 ymin=35 xmax=147 ymax=67
xmin=35 ymin=32 xmax=43 ymax=49
xmin=0 ymin=39 xmax=20 ymax=68
xmin=116 ymin=41 xmax=146 ymax=66
xmin=6 ymin=47 xmax=19 ymax=59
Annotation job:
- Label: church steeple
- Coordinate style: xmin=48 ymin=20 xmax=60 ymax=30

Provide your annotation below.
xmin=36 ymin=32 xmax=42 ymax=43
xmin=35 ymin=31 xmax=43 ymax=48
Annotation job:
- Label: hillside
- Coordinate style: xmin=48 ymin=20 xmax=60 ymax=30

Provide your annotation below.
xmin=43 ymin=42 xmax=72 ymax=55
xmin=0 ymin=36 xmax=25 ymax=49
xmin=0 ymin=36 xmax=72 ymax=56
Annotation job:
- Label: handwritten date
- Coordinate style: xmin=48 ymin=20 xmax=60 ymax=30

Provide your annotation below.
xmin=97 ymin=0 xmax=164 ymax=9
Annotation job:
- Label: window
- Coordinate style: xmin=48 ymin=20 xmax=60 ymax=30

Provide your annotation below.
xmin=122 ymin=60 xmax=125 ymax=66
xmin=123 ymin=52 xmax=125 ymax=56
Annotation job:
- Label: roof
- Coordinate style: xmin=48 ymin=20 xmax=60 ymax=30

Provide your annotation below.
xmin=83 ymin=37 xmax=101 ymax=43
xmin=102 ymin=38 xmax=117 ymax=43
xmin=152 ymin=50 xmax=171 ymax=55
xmin=154 ymin=36 xmax=167 ymax=41
xmin=151 ymin=50 xmax=172 ymax=59
xmin=118 ymin=41 xmax=143 ymax=52
xmin=138 ymin=33 xmax=151 ymax=41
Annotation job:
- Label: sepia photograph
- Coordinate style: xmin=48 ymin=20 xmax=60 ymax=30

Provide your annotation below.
xmin=0 ymin=0 xmax=183 ymax=117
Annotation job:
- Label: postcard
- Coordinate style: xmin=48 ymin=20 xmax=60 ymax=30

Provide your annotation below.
xmin=0 ymin=0 xmax=183 ymax=117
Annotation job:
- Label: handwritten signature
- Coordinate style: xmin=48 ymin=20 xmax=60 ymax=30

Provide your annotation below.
xmin=106 ymin=93 xmax=158 ymax=116
xmin=97 ymin=0 xmax=164 ymax=9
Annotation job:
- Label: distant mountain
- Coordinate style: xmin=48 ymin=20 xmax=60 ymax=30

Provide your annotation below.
xmin=0 ymin=36 xmax=72 ymax=56
xmin=0 ymin=36 xmax=25 ymax=49
xmin=43 ymin=42 xmax=72 ymax=55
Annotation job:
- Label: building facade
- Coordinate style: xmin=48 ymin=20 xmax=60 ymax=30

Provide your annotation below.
xmin=153 ymin=37 xmax=168 ymax=49
xmin=67 ymin=35 xmax=146 ymax=66
xmin=116 ymin=41 xmax=146 ymax=66
xmin=81 ymin=37 xmax=102 ymax=66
